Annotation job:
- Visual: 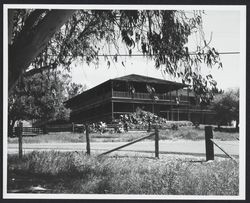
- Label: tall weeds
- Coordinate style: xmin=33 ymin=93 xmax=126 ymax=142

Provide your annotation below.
xmin=8 ymin=151 xmax=239 ymax=195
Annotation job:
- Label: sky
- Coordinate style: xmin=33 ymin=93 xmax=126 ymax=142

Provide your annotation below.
xmin=69 ymin=9 xmax=243 ymax=91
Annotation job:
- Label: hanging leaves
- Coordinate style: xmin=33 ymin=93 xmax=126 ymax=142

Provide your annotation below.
xmin=107 ymin=60 xmax=110 ymax=68
xmin=129 ymin=49 xmax=132 ymax=56
xmin=113 ymin=54 xmax=118 ymax=62
xmin=121 ymin=29 xmax=135 ymax=48
xmin=11 ymin=9 xmax=222 ymax=103
xmin=121 ymin=61 xmax=125 ymax=67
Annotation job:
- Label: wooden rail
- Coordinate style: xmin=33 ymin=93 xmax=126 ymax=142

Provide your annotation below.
xmin=210 ymin=139 xmax=237 ymax=161
xmin=14 ymin=127 xmax=43 ymax=137
xmin=98 ymin=132 xmax=156 ymax=157
xmin=205 ymin=126 xmax=237 ymax=162
xmin=113 ymin=91 xmax=189 ymax=103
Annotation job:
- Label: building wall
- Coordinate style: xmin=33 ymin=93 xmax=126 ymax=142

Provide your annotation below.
xmin=66 ymin=78 xmax=215 ymax=124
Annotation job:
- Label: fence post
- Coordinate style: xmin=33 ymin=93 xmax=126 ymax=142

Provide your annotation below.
xmin=72 ymin=122 xmax=75 ymax=133
xmin=85 ymin=124 xmax=90 ymax=155
xmin=17 ymin=122 xmax=23 ymax=159
xmin=205 ymin=126 xmax=214 ymax=161
xmin=155 ymin=126 xmax=159 ymax=158
xmin=43 ymin=125 xmax=48 ymax=134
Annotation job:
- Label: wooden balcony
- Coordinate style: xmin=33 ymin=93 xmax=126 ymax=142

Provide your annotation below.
xmin=70 ymin=90 xmax=191 ymax=113
xmin=112 ymin=91 xmax=189 ymax=104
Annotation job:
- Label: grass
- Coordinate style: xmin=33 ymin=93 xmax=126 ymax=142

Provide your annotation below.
xmin=159 ymin=127 xmax=239 ymax=141
xmin=8 ymin=126 xmax=239 ymax=144
xmin=8 ymin=132 xmax=84 ymax=144
xmin=8 ymin=151 xmax=239 ymax=195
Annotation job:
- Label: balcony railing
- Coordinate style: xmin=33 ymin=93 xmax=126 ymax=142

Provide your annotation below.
xmin=71 ymin=90 xmax=190 ymax=112
xmin=112 ymin=91 xmax=189 ymax=103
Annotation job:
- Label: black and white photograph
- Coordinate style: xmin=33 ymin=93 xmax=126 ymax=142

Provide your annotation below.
xmin=2 ymin=3 xmax=246 ymax=200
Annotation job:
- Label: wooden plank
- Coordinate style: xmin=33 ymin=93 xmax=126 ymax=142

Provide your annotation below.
xmin=155 ymin=127 xmax=159 ymax=158
xmin=98 ymin=132 xmax=155 ymax=157
xmin=17 ymin=125 xmax=23 ymax=159
xmin=210 ymin=139 xmax=237 ymax=161
xmin=85 ymin=124 xmax=90 ymax=155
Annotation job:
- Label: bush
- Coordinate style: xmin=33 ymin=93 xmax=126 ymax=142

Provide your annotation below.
xmin=118 ymin=108 xmax=193 ymax=130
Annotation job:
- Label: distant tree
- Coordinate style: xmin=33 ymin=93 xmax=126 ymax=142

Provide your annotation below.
xmin=211 ymin=88 xmax=239 ymax=130
xmin=66 ymin=82 xmax=87 ymax=99
xmin=8 ymin=93 xmax=31 ymax=137
xmin=9 ymin=9 xmax=222 ymax=101
xmin=8 ymin=70 xmax=83 ymax=136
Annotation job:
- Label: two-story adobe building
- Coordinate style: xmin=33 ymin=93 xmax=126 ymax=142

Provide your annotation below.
xmin=64 ymin=74 xmax=215 ymax=124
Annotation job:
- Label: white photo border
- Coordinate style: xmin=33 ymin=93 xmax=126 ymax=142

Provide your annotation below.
xmin=2 ymin=4 xmax=247 ymax=200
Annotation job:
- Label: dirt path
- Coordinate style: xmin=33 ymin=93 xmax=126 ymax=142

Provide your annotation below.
xmin=8 ymin=140 xmax=239 ymax=158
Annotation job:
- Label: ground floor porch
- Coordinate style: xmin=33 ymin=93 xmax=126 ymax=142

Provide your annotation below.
xmin=70 ymin=100 xmax=215 ymax=125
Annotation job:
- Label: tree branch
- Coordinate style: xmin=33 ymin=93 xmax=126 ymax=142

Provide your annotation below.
xmin=23 ymin=64 xmax=57 ymax=77
xmin=9 ymin=9 xmax=76 ymax=92
xmin=21 ymin=9 xmax=47 ymax=34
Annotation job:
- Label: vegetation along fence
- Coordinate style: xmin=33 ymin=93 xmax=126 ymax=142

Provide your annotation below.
xmin=15 ymin=124 xmax=238 ymax=161
xmin=97 ymin=125 xmax=238 ymax=161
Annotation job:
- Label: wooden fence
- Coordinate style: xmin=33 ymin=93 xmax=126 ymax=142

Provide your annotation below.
xmin=97 ymin=128 xmax=159 ymax=158
xmin=15 ymin=124 xmax=238 ymax=161
xmin=13 ymin=127 xmax=43 ymax=137
xmin=205 ymin=126 xmax=237 ymax=162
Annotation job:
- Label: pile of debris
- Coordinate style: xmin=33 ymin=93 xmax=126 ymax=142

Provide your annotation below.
xmin=118 ymin=108 xmax=193 ymax=131
xmin=87 ymin=108 xmax=193 ymax=133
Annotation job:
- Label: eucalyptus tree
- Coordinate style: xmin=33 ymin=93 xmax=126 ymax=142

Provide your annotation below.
xmin=8 ymin=9 xmax=221 ymax=101
xmin=212 ymin=88 xmax=239 ymax=130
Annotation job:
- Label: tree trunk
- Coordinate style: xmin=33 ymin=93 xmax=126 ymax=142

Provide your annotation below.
xmin=8 ymin=10 xmax=75 ymax=92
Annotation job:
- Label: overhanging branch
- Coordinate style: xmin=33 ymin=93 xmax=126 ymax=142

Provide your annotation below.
xmin=9 ymin=9 xmax=76 ymax=92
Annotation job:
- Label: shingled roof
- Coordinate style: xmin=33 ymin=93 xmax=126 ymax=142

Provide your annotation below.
xmin=113 ymin=74 xmax=187 ymax=87
xmin=64 ymin=74 xmax=188 ymax=107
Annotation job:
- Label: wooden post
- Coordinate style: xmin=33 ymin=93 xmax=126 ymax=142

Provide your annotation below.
xmin=85 ymin=124 xmax=90 ymax=155
xmin=205 ymin=126 xmax=214 ymax=161
xmin=43 ymin=124 xmax=48 ymax=134
xmin=171 ymin=105 xmax=173 ymax=121
xmin=72 ymin=122 xmax=75 ymax=133
xmin=111 ymin=101 xmax=114 ymax=121
xmin=155 ymin=126 xmax=159 ymax=158
xmin=188 ymin=110 xmax=191 ymax=121
xmin=111 ymin=80 xmax=113 ymax=97
xmin=178 ymin=108 xmax=179 ymax=121
xmin=17 ymin=122 xmax=23 ymax=159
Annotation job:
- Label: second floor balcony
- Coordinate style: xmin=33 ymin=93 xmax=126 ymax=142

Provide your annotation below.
xmin=112 ymin=91 xmax=189 ymax=104
xmin=70 ymin=90 xmax=192 ymax=113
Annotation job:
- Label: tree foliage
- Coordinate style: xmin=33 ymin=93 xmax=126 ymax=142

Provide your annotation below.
xmin=67 ymin=82 xmax=87 ymax=99
xmin=8 ymin=70 xmax=84 ymax=135
xmin=9 ymin=9 xmax=222 ymax=101
xmin=211 ymin=88 xmax=239 ymax=128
